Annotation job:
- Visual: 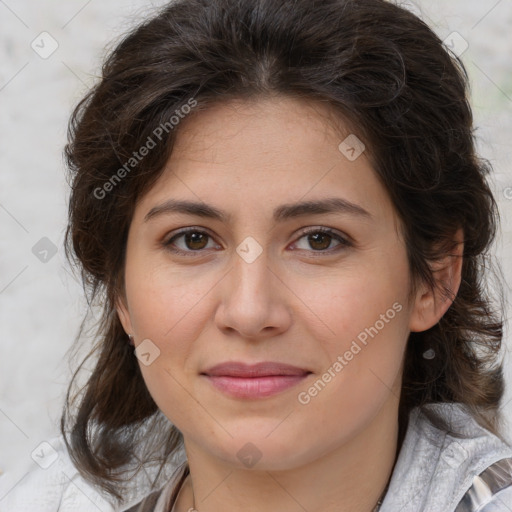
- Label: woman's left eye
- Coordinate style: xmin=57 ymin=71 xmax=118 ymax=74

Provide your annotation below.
xmin=291 ymin=228 xmax=351 ymax=253
xmin=162 ymin=227 xmax=351 ymax=256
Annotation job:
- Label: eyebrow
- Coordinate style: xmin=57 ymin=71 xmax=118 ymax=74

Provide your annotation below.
xmin=144 ymin=197 xmax=372 ymax=223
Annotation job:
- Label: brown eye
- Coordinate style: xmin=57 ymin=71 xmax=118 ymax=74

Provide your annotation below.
xmin=163 ymin=228 xmax=219 ymax=255
xmin=183 ymin=231 xmax=209 ymax=250
xmin=292 ymin=228 xmax=351 ymax=253
xmin=307 ymin=232 xmax=333 ymax=251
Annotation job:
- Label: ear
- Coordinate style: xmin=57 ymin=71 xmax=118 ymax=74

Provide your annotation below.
xmin=115 ymin=293 xmax=134 ymax=337
xmin=409 ymin=228 xmax=464 ymax=332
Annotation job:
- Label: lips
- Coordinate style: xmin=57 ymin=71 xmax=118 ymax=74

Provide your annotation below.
xmin=201 ymin=362 xmax=312 ymax=399
xmin=202 ymin=361 xmax=311 ymax=378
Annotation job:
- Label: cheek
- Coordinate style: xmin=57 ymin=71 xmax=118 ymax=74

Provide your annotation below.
xmin=125 ymin=270 xmax=210 ymax=427
xmin=297 ymin=254 xmax=410 ymax=345
xmin=123 ymin=261 xmax=221 ymax=422
xmin=292 ymin=276 xmax=410 ymax=450
xmin=295 ymin=251 xmax=411 ymax=397
xmin=124 ymin=257 xmax=215 ymax=341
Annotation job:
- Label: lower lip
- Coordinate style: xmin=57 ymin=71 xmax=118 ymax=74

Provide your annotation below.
xmin=203 ymin=374 xmax=310 ymax=399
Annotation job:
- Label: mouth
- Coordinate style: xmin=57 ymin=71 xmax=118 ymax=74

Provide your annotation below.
xmin=200 ymin=361 xmax=312 ymax=399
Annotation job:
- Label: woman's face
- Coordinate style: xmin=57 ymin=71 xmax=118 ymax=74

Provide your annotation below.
xmin=117 ymin=96 xmax=426 ymax=470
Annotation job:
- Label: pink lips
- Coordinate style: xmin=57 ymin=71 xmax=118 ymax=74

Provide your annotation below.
xmin=201 ymin=362 xmax=311 ymax=399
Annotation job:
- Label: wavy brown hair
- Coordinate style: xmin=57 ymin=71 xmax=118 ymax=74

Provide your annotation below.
xmin=61 ymin=0 xmax=508 ymax=506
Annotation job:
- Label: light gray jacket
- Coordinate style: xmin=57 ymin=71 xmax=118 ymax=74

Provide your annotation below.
xmin=1 ymin=402 xmax=511 ymax=511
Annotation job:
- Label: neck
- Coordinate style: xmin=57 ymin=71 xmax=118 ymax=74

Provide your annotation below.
xmin=174 ymin=396 xmax=401 ymax=512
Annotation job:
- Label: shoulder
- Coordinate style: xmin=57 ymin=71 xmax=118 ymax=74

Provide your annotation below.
xmin=476 ymin=487 xmax=512 ymax=511
xmin=0 ymin=434 xmax=180 ymax=512
xmin=380 ymin=402 xmax=512 ymax=512
xmin=455 ymin=457 xmax=512 ymax=512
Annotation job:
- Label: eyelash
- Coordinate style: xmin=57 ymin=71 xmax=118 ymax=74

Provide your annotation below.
xmin=162 ymin=226 xmax=352 ymax=257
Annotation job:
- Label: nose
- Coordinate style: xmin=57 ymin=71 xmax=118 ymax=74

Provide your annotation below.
xmin=214 ymin=245 xmax=292 ymax=340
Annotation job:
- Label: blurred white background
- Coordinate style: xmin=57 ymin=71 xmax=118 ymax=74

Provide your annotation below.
xmin=0 ymin=0 xmax=511 ymax=485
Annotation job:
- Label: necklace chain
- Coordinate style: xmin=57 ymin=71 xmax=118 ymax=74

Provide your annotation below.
xmin=372 ymin=481 xmax=390 ymax=512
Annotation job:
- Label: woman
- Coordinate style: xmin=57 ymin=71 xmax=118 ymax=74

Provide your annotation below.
xmin=1 ymin=0 xmax=511 ymax=510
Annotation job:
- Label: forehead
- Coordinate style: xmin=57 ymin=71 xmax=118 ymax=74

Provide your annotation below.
xmin=134 ymin=96 xmax=398 ymax=231
xmin=170 ymin=96 xmax=350 ymax=163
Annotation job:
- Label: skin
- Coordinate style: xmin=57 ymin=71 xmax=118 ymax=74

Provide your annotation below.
xmin=116 ymin=96 xmax=463 ymax=512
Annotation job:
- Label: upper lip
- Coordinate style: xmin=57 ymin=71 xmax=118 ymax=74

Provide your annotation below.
xmin=202 ymin=361 xmax=311 ymax=377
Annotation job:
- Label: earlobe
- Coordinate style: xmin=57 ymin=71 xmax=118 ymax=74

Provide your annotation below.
xmin=409 ymin=228 xmax=464 ymax=333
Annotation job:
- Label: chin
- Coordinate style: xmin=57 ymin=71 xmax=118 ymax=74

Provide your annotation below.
xmin=202 ymin=430 xmax=317 ymax=472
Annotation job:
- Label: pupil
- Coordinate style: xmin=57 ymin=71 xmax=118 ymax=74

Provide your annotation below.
xmin=309 ymin=233 xmax=330 ymax=250
xmin=186 ymin=232 xmax=207 ymax=250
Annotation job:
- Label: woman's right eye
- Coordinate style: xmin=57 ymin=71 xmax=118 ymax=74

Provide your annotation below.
xmin=163 ymin=228 xmax=220 ymax=256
